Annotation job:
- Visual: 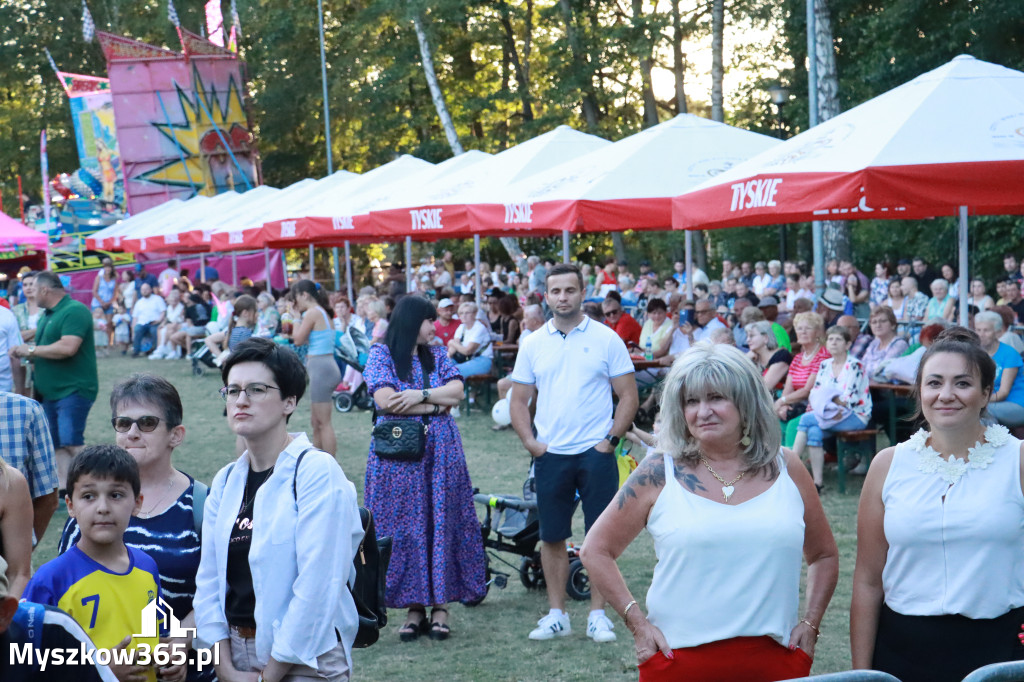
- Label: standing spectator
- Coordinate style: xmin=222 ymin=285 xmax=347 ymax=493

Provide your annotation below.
xmin=581 ymin=343 xmax=837 ymax=681
xmin=290 ymin=280 xmax=340 ymax=456
xmin=130 ymin=283 xmax=167 ymax=357
xmin=158 ymin=259 xmax=179 ymax=297
xmin=0 ymin=460 xmax=34 ymax=599
xmin=133 ymin=262 xmax=159 ymax=293
xmin=10 ymin=271 xmax=97 ymax=492
xmin=1003 ymin=253 xmax=1022 ymax=284
xmin=432 ymin=298 xmax=460 ymax=346
xmin=595 ymin=258 xmax=618 ymax=298
xmin=0 ymin=305 xmax=24 ymax=394
xmin=899 ymin=277 xmax=929 ymax=323
xmin=195 ymin=339 xmax=363 ymax=681
xmin=11 ymin=271 xmax=41 ymax=343
xmin=91 ymin=258 xmax=118 ymax=343
xmin=869 ymin=262 xmax=892 ymax=309
xmin=119 ymin=269 xmax=137 ymax=311
xmin=255 ymin=291 xmax=281 ymax=338
xmin=510 ymin=263 xmax=638 ymax=643
xmin=602 ymin=296 xmax=642 ymax=348
xmin=363 ymin=296 xmax=486 ymax=641
xmin=0 ymin=391 xmax=58 ymax=543
xmin=448 ymin=302 xmax=493 ymax=377
xmin=527 ymin=255 xmax=548 ymax=295
xmin=851 ymin=328 xmax=1024 ymax=681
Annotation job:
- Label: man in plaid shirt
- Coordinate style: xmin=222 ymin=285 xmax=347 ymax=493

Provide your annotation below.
xmin=0 ymin=391 xmax=58 ymax=543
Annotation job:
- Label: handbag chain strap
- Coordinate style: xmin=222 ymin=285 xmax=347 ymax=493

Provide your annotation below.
xmin=372 ymin=353 xmax=433 ymax=429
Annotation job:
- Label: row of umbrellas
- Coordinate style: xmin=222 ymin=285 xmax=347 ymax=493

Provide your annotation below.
xmin=85 ymin=54 xmax=1024 ymax=324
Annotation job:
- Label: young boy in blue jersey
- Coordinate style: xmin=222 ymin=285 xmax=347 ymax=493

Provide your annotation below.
xmin=24 ymin=445 xmax=163 ymax=682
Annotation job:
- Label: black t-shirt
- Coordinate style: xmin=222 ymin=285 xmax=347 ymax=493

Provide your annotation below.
xmin=225 ymin=466 xmax=274 ymax=628
xmin=185 ymin=302 xmax=211 ymax=326
xmin=1009 ymin=299 xmax=1024 ymax=324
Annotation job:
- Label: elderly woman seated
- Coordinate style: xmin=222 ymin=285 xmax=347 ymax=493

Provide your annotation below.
xmin=924 ymin=278 xmax=956 ymax=322
xmin=975 ymin=310 xmax=1024 ymax=428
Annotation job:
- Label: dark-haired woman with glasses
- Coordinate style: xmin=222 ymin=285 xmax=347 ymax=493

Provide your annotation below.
xmin=58 ymin=372 xmax=208 ymax=682
xmin=363 ymin=296 xmax=486 ymax=642
xmin=195 ymin=338 xmax=363 ymax=682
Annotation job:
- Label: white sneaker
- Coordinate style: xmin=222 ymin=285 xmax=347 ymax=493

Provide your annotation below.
xmin=148 ymin=346 xmax=167 ymax=360
xmin=587 ymin=613 xmax=617 ymax=643
xmin=529 ymin=612 xmax=571 ymax=640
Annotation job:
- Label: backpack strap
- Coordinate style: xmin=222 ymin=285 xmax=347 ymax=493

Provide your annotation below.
xmin=191 ymin=479 xmax=209 ymax=540
xmin=293 ymin=447 xmax=317 ymax=500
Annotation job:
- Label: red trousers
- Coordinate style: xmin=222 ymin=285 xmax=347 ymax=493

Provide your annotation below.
xmin=638 ymin=636 xmax=812 ymax=682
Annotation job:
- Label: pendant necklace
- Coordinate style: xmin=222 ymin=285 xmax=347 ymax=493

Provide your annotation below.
xmin=699 ymin=456 xmax=746 ymax=502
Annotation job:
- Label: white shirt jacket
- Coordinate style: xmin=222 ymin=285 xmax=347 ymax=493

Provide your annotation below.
xmin=193 ymin=433 xmax=365 ymax=669
xmin=132 ymin=294 xmax=167 ymax=326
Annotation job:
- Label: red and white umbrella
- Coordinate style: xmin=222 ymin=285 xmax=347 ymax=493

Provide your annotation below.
xmin=466 ymin=114 xmax=779 ymax=236
xmin=672 ymin=55 xmax=1024 ymax=231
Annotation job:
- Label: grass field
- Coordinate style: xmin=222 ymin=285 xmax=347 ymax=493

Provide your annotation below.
xmin=35 ymin=354 xmax=874 ymax=681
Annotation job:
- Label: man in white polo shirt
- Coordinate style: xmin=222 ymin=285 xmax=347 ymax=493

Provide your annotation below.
xmin=510 ymin=263 xmax=638 ymax=644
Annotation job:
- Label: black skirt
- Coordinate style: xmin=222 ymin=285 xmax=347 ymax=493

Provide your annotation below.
xmin=873 ymin=603 xmax=1024 ymax=682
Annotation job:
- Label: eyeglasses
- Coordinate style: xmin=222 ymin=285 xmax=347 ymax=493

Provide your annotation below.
xmin=111 ymin=416 xmax=163 ymax=433
xmin=695 ymin=308 xmax=714 ymax=316
xmin=219 ymin=383 xmax=281 ymax=402
xmin=603 ymin=308 xmax=622 ymax=316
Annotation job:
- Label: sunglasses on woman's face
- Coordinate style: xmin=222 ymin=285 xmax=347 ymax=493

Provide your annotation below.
xmin=111 ymin=416 xmax=163 ymax=433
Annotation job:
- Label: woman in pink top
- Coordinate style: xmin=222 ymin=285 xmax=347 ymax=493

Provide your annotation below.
xmin=774 ymin=312 xmax=830 ymax=446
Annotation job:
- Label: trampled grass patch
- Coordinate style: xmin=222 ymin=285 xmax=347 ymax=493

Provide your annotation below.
xmin=35 ymin=354 xmax=866 ymax=680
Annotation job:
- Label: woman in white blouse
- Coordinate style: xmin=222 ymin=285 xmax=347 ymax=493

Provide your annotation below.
xmin=851 ymin=327 xmax=1024 ymax=681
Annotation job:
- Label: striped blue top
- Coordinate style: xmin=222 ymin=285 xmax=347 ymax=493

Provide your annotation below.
xmin=58 ymin=475 xmax=215 ymax=682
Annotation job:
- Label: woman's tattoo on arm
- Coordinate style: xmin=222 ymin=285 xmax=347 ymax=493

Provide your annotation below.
xmin=677 ymin=471 xmax=707 ymax=493
xmin=616 ymin=457 xmax=665 ymax=509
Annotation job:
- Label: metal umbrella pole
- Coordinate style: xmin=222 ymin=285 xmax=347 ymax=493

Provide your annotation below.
xmin=345 ymin=240 xmax=354 ymax=299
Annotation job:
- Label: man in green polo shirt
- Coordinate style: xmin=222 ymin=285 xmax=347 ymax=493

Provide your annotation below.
xmin=10 ymin=271 xmax=97 ymax=490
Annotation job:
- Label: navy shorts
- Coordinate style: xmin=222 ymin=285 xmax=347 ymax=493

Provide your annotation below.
xmin=534 ymin=446 xmax=618 ymax=543
xmin=42 ymin=392 xmax=94 ymax=449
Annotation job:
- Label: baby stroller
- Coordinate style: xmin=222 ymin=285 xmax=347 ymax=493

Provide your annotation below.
xmin=465 ymin=468 xmax=589 ymax=606
xmin=189 ymin=340 xmax=218 ymax=376
xmin=332 ymin=324 xmax=374 ymax=413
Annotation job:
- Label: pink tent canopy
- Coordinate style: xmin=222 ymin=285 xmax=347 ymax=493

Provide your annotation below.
xmin=0 ymin=213 xmax=49 ymax=252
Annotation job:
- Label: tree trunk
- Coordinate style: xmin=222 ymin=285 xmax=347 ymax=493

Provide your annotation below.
xmin=671 ymin=0 xmax=687 ymax=114
xmin=631 ymin=0 xmax=659 ymax=128
xmin=710 ymin=0 xmax=724 ymax=122
xmin=814 ymin=0 xmax=849 ymax=261
xmin=557 ymin=0 xmax=600 ymax=130
xmin=497 ymin=0 xmax=534 ymax=122
xmin=612 ymin=232 xmax=626 ymax=264
xmin=411 ymin=11 xmax=464 ymax=155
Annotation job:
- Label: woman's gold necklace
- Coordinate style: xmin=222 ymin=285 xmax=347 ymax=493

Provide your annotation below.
xmin=699 ymin=456 xmax=746 ymax=502
xmin=138 ymin=475 xmax=176 ymax=518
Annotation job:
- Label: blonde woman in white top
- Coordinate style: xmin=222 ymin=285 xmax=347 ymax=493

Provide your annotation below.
xmin=580 ymin=343 xmax=838 ymax=682
xmin=852 ymin=327 xmax=1024 ymax=682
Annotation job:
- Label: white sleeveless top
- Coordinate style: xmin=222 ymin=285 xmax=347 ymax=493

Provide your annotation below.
xmin=882 ymin=425 xmax=1024 ymax=618
xmin=645 ymin=452 xmax=805 ymax=648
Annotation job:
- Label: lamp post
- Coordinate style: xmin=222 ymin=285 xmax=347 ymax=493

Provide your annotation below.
xmin=768 ymin=83 xmax=791 ymax=261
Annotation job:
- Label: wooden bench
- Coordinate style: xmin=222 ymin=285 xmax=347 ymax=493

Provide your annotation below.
xmin=463 ymin=374 xmax=497 ymax=416
xmin=836 ymin=429 xmax=879 ymax=494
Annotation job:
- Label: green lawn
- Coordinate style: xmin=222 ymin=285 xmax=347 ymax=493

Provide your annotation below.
xmin=36 ymin=355 xmax=870 ymax=681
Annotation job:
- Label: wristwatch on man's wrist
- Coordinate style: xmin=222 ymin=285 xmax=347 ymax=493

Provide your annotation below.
xmin=421 ymin=389 xmax=431 ymax=402
xmin=605 ymin=433 xmax=620 ymax=448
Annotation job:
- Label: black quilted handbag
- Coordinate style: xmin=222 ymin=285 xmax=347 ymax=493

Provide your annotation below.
xmin=372 ymin=418 xmax=427 ymax=461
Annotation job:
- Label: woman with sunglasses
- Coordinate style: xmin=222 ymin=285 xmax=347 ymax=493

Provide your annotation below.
xmin=57 ymin=372 xmax=207 ymax=682
xmin=195 ymin=338 xmax=362 ymax=682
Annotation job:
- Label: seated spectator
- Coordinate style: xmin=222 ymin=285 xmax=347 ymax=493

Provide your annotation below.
xmin=255 ymin=291 xmax=280 ymax=337
xmin=968 ymin=278 xmax=994 ymax=312
xmin=989 ymin=305 xmax=1024 ymax=355
xmin=791 ymin=326 xmax=872 ymax=491
xmin=170 ymin=292 xmax=211 ymax=357
xmin=874 ymin=322 xmax=946 ymax=386
xmin=204 ymin=294 xmax=257 ymax=365
xmin=940 ymin=262 xmax=960 ymax=298
xmin=870 ymin=262 xmax=892 ymax=309
xmin=836 ymin=315 xmax=871 ymax=359
xmin=899 ymin=276 xmax=929 ymax=322
xmin=495 ymin=295 xmax=521 ymax=344
xmin=24 ymin=446 xmax=166 ymax=682
xmin=448 ymin=302 xmax=493 ymax=377
xmin=751 ymin=261 xmax=773 ymax=297
xmin=730 ymin=280 xmax=759 ymax=309
xmin=131 ymin=283 xmax=167 ymax=357
xmin=681 ymin=299 xmax=727 ymax=345
xmin=757 ymin=296 xmax=792 ymax=352
xmin=975 ymin=310 xmax=1024 ymax=427
xmin=746 ymin=320 xmax=791 ymax=392
xmin=766 ymin=259 xmax=785 ymax=294
xmin=925 ymin=278 xmax=956 ymax=321
xmin=817 ymin=288 xmax=845 ymax=328
xmin=602 ymin=296 xmax=642 ymax=349
xmin=707 ymin=280 xmax=727 ymax=309
xmin=433 ymin=298 xmax=460 ymax=346
xmin=150 ymin=288 xmax=185 ymax=359
xmin=860 ymin=307 xmax=909 ymax=379
xmin=1000 ymin=276 xmax=1024 ymax=322
xmin=637 ymin=299 xmax=673 ymax=359
xmin=662 ymin=276 xmax=680 ymax=302
xmin=844 ymin=274 xmax=871 ymax=319
xmin=775 ymin=311 xmax=830 ymax=447
xmin=595 ymin=258 xmax=618 ymax=298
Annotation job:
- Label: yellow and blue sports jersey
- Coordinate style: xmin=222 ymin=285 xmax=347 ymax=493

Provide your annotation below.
xmin=23 ymin=545 xmax=162 ymax=682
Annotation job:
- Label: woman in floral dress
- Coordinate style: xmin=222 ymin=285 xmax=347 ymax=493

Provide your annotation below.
xmin=363 ymin=296 xmax=487 ymax=642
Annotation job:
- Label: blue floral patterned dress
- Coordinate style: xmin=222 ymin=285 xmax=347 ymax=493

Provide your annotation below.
xmin=363 ymin=343 xmax=487 ymax=607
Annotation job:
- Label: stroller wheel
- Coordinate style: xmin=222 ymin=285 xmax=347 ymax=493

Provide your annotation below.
xmin=519 ymin=556 xmax=545 ymax=591
xmin=566 ymin=558 xmax=591 ymax=601
xmin=334 ymin=392 xmax=354 ymax=413
xmin=463 ymin=566 xmax=490 ymax=607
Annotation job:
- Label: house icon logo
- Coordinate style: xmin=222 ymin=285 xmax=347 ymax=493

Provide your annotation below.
xmin=135 ymin=597 xmax=196 ymax=639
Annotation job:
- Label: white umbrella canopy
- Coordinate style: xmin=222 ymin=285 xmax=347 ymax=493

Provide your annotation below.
xmin=672 ymin=55 xmax=1024 ymax=231
xmin=118 ymin=187 xmax=276 ymax=253
xmin=368 ymin=125 xmax=609 ymax=239
xmin=467 ymin=114 xmax=780 ymax=235
xmin=672 ymin=55 xmax=1024 ymax=323
xmin=87 ymin=198 xmax=188 ymax=250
